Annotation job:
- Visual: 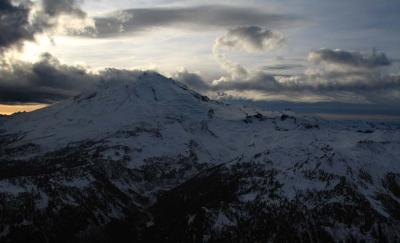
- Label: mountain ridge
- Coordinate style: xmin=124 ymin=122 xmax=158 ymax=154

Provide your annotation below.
xmin=0 ymin=71 xmax=400 ymax=242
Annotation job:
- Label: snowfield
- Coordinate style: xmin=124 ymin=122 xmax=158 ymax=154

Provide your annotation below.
xmin=0 ymin=71 xmax=400 ymax=242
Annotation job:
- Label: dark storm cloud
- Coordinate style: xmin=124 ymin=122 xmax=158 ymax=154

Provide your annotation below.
xmin=0 ymin=53 xmax=167 ymax=104
xmin=0 ymin=53 xmax=96 ymax=104
xmin=309 ymin=49 xmax=391 ymax=68
xmin=0 ymin=0 xmax=34 ymax=50
xmin=41 ymin=0 xmax=86 ymax=17
xmin=87 ymin=5 xmax=299 ymax=37
xmin=172 ymin=70 xmax=209 ymax=92
xmin=0 ymin=0 xmax=88 ymax=51
xmin=31 ymin=0 xmax=89 ymax=35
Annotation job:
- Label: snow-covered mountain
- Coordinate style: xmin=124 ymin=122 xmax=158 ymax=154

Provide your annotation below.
xmin=1 ymin=71 xmax=400 ymax=242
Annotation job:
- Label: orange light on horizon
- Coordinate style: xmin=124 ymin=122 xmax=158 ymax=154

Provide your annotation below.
xmin=0 ymin=104 xmax=48 ymax=115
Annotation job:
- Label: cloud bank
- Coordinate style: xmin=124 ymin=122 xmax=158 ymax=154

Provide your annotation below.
xmin=1 ymin=2 xmax=399 ymax=111
xmin=41 ymin=0 xmax=86 ymax=17
xmin=0 ymin=0 xmax=92 ymax=53
xmin=0 ymin=53 xmax=96 ymax=104
xmin=176 ymin=40 xmax=400 ymax=104
xmin=83 ymin=5 xmax=299 ymax=37
xmin=214 ymin=26 xmax=284 ymax=52
xmin=308 ymin=49 xmax=391 ymax=69
xmin=0 ymin=0 xmax=34 ymax=50
xmin=1 ymin=47 xmax=399 ymax=106
xmin=211 ymin=26 xmax=284 ymax=85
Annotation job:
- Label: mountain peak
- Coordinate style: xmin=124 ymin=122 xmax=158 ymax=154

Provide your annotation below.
xmin=1 ymin=72 xmax=229 ymax=150
xmin=71 ymin=70 xmax=210 ymax=106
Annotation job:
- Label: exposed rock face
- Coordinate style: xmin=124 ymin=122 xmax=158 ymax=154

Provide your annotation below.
xmin=0 ymin=72 xmax=400 ymax=242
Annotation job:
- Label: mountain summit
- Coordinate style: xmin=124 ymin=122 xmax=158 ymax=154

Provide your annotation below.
xmin=1 ymin=72 xmax=400 ymax=242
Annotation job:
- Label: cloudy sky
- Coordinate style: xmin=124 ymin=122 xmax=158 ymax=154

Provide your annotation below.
xmin=1 ymin=0 xmax=400 ymax=118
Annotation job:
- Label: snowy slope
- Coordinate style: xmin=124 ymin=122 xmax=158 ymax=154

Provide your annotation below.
xmin=0 ymin=71 xmax=400 ymax=242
